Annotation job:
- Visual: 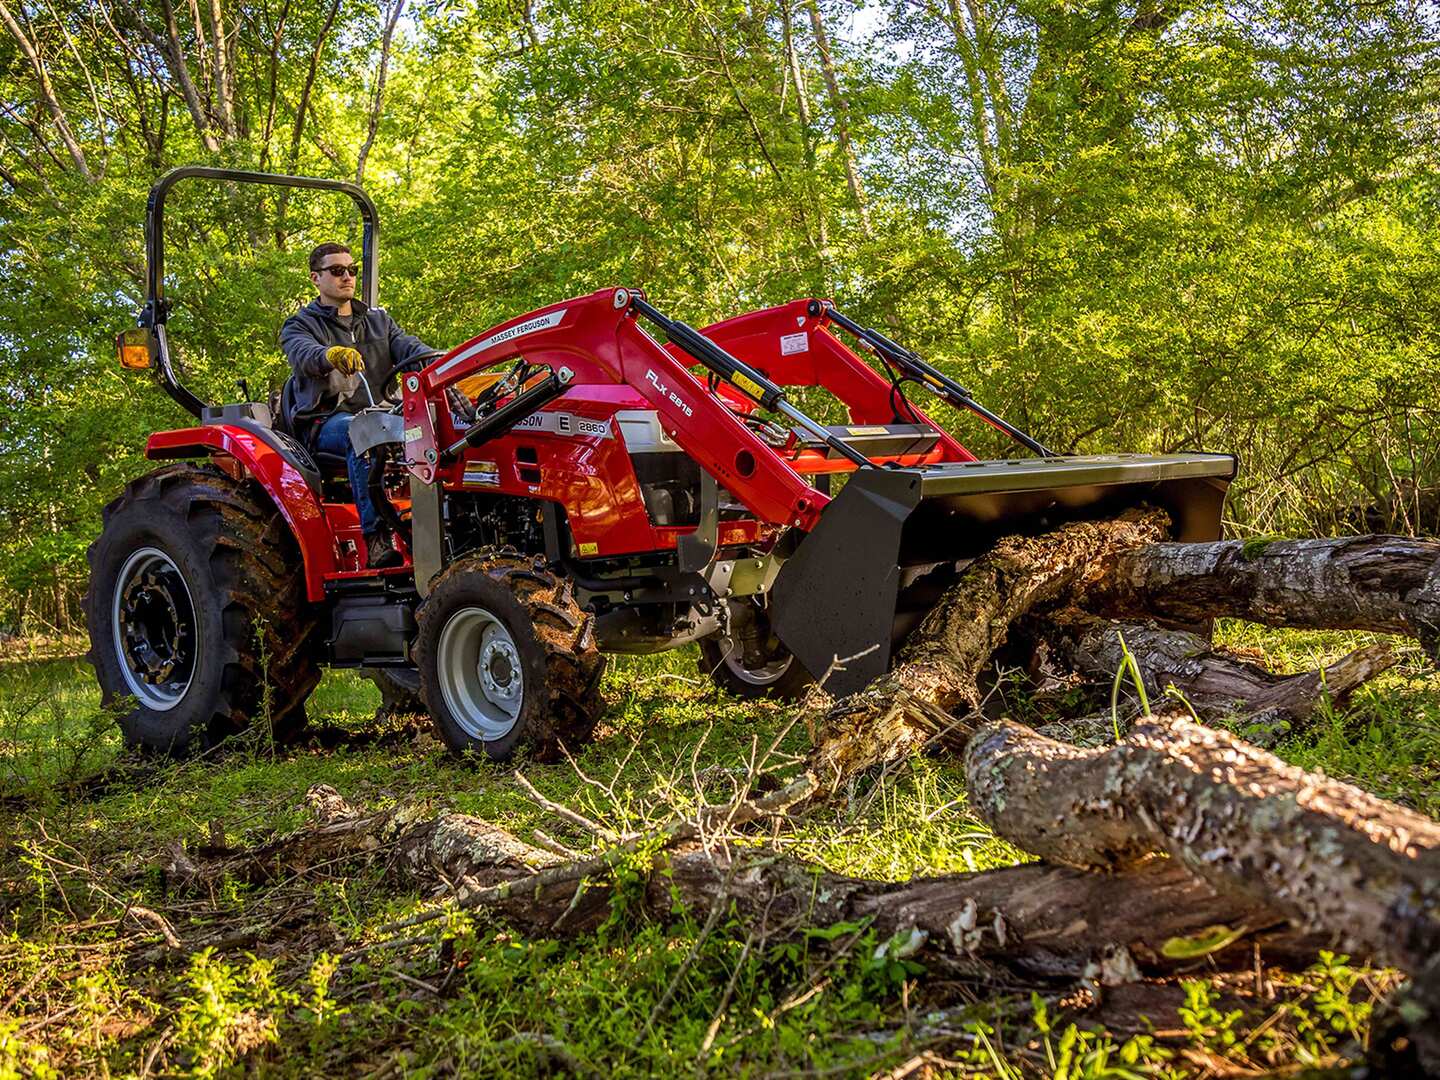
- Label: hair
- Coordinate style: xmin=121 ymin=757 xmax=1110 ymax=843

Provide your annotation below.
xmin=309 ymin=242 xmax=352 ymax=273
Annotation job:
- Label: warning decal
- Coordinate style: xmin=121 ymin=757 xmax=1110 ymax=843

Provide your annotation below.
xmin=780 ymin=331 xmax=809 ymax=355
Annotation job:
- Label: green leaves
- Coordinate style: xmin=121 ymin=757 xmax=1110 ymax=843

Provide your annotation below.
xmin=3 ymin=0 xmax=1440 ymax=630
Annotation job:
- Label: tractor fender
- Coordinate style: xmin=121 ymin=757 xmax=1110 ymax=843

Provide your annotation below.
xmin=146 ymin=425 xmax=336 ymax=600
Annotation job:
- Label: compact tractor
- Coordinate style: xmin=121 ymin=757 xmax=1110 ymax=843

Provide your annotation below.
xmin=87 ymin=167 xmax=1237 ymax=759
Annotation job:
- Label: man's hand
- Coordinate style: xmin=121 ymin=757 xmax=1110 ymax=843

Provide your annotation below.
xmin=446 ymin=386 xmax=477 ymax=424
xmin=326 ymin=345 xmax=364 ymax=375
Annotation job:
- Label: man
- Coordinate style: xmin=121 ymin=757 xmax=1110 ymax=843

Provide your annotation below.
xmin=280 ymin=242 xmax=435 ymax=569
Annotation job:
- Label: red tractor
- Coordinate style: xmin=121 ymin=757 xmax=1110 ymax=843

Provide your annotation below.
xmin=87 ymin=168 xmax=1236 ymax=759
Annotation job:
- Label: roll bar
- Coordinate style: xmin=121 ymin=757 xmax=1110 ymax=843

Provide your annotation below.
xmin=138 ymin=166 xmax=380 ymax=417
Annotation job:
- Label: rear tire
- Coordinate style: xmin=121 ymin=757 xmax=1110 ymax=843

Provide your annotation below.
xmin=367 ymin=667 xmax=426 ymax=720
xmin=84 ymin=463 xmax=319 ymax=753
xmin=415 ymin=554 xmax=605 ymax=761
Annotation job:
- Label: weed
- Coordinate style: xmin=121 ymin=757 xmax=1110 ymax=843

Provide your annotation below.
xmin=1178 ymin=979 xmax=1246 ymax=1057
xmin=0 ymin=1017 xmax=59 ymax=1080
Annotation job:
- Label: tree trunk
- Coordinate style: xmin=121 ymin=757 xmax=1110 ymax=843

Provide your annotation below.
xmin=1092 ymin=535 xmax=1440 ymax=653
xmin=803 ymin=0 xmax=870 ymax=234
xmin=0 ymin=0 xmax=92 ymax=179
xmin=207 ymin=0 xmax=236 ymax=139
xmin=355 ymin=0 xmax=405 ymax=186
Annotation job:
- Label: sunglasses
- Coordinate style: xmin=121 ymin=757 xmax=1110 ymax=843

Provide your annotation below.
xmin=319 ymin=264 xmax=359 ymax=278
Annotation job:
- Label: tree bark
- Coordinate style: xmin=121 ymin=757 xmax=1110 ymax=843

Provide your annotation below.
xmin=964 ymin=714 xmax=1440 ymax=981
xmin=1092 ymin=535 xmax=1440 ymax=653
xmin=202 ymin=784 xmax=1330 ymax=981
xmin=805 ymin=509 xmax=1170 ymax=790
xmin=207 ymin=0 xmax=236 ymax=139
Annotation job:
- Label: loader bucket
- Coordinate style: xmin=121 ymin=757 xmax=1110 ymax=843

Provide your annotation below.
xmin=770 ymin=452 xmax=1237 ymax=696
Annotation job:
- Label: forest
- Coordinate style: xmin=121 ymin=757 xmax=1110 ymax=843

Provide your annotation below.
xmin=1 ymin=0 xmax=1437 ymax=631
xmin=2 ymin=0 xmax=1440 ymax=1077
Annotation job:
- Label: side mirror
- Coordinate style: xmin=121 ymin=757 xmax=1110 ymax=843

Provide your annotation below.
xmin=116 ymin=328 xmax=152 ymax=370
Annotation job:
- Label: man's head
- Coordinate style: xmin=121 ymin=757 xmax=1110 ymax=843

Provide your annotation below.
xmin=309 ymin=242 xmax=358 ymax=308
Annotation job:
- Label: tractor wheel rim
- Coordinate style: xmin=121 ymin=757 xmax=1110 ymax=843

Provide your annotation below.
xmin=718 ymin=636 xmax=794 ymax=687
xmin=436 ymin=606 xmax=524 ymax=741
xmin=111 ymin=546 xmax=198 ymax=711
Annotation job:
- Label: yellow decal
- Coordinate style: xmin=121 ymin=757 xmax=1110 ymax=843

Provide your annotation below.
xmin=847 ymin=426 xmax=890 ymax=435
xmin=732 ymin=373 xmax=765 ymax=401
xmin=577 ymin=541 xmax=599 ymax=556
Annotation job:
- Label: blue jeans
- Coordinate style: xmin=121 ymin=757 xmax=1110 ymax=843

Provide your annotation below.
xmin=314 ymin=412 xmax=381 ymax=536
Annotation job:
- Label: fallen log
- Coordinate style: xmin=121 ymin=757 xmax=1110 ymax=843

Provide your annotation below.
xmin=805 ymin=509 xmax=1170 ymax=791
xmin=964 ymin=713 xmax=1440 ymax=979
xmin=1046 ymin=620 xmax=1396 ymax=744
xmin=1091 ymin=534 xmax=1440 ymax=653
xmin=203 ymin=784 xmax=1329 ymax=982
xmin=966 ymin=713 xmax=1440 ymax=1068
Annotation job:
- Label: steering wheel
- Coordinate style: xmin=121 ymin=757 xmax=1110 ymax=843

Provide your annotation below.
xmin=380 ymin=350 xmax=443 ymax=403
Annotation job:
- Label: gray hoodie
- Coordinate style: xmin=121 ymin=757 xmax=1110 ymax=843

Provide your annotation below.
xmin=279 ymin=297 xmax=434 ymax=447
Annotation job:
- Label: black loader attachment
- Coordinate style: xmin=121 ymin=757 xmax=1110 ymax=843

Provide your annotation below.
xmin=771 ymin=304 xmax=1237 ymax=696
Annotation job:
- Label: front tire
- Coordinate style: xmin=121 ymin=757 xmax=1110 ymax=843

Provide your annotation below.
xmin=698 ymin=600 xmax=812 ymax=701
xmin=84 ymin=463 xmax=319 ymax=753
xmin=414 ymin=554 xmax=605 ymax=761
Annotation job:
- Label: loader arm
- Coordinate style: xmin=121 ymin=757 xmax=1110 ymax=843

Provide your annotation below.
xmin=406 ymin=287 xmax=837 ymax=531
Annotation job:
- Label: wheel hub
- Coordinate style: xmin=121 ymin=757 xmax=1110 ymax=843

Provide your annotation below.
xmin=111 ymin=547 xmax=197 ymax=711
xmin=435 ymin=606 xmax=526 ymax=741
xmin=479 ymin=633 xmax=521 ymax=703
xmin=718 ymin=634 xmax=794 ymax=686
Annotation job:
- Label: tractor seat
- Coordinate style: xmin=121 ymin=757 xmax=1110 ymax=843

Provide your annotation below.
xmin=312 ymin=450 xmax=351 ymax=478
xmin=274 ymin=376 xmax=353 ymax=488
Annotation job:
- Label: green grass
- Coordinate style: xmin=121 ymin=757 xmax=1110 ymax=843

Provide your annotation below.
xmin=1 ymin=625 xmax=1433 ymax=1077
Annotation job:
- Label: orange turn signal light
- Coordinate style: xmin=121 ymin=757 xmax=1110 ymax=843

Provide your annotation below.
xmin=117 ymin=328 xmax=151 ymax=370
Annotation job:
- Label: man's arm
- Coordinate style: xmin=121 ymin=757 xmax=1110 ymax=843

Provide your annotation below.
xmin=280 ymin=314 xmax=333 ymax=378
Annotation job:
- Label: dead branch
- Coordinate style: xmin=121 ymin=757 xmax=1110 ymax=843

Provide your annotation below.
xmin=1049 ymin=619 xmax=1397 ymax=743
xmin=191 ymin=784 xmax=1330 ymax=983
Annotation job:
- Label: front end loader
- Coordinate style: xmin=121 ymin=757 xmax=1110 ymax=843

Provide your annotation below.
xmin=88 ymin=167 xmax=1236 ymax=759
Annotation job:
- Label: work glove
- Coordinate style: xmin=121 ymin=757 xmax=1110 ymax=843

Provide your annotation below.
xmin=326 ymin=345 xmax=364 ymax=376
xmin=447 ymin=386 xmax=477 ymax=425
